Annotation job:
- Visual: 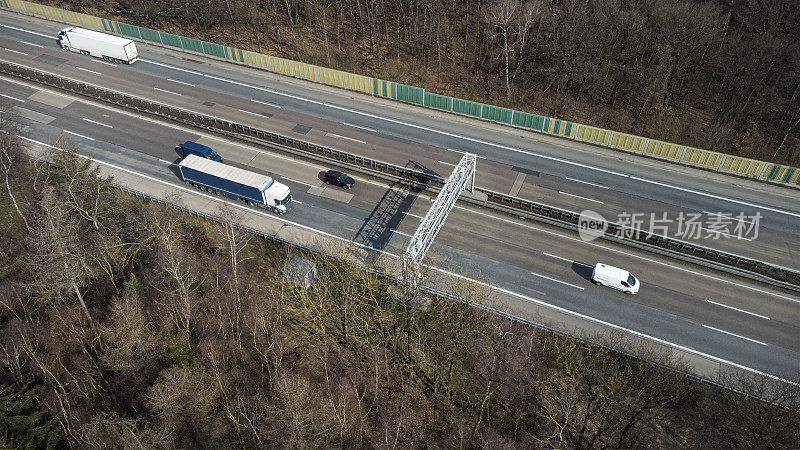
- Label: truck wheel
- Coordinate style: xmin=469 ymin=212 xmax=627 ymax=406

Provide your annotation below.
xmin=248 ymin=201 xmax=256 ymax=207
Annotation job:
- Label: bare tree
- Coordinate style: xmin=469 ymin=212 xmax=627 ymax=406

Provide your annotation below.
xmin=216 ymin=203 xmax=253 ymax=288
xmin=484 ymin=0 xmax=540 ymax=97
xmin=156 ymin=225 xmax=201 ymax=348
xmin=0 ymin=106 xmax=31 ymax=232
xmin=27 ymin=186 xmax=95 ymax=325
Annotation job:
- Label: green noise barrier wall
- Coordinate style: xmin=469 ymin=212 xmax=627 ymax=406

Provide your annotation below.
xmin=2 ymin=0 xmax=798 ymax=187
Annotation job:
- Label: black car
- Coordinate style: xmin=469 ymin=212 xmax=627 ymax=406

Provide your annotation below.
xmin=323 ymin=170 xmax=355 ymax=189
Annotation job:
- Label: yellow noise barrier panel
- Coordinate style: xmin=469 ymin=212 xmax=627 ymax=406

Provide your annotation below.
xmin=576 ymin=125 xmax=612 ymax=146
xmin=293 ymin=61 xmax=318 ymax=82
xmin=270 ymin=56 xmax=294 ymax=76
xmin=318 ymin=67 xmax=343 ymax=88
xmin=6 ymin=0 xmax=26 ymax=12
xmin=343 ymin=72 xmax=371 ymax=94
xmin=645 ymin=140 xmax=683 ymax=161
xmin=60 ymin=9 xmax=82 ymax=25
xmin=7 ymin=0 xmax=797 ymax=184
xmin=682 ymin=147 xmax=724 ymax=169
xmin=41 ymin=4 xmax=61 ymax=20
xmin=77 ymin=13 xmax=102 ymax=29
xmin=610 ymin=132 xmax=647 ymax=153
xmin=244 ymin=51 xmax=269 ymax=69
xmin=720 ymin=156 xmax=765 ymax=177
xmin=22 ymin=1 xmax=43 ymax=16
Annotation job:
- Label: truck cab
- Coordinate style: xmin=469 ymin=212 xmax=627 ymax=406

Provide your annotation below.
xmin=57 ymin=29 xmax=68 ymax=48
xmin=269 ymin=183 xmax=293 ymax=214
xmin=176 ymin=141 xmax=222 ymax=162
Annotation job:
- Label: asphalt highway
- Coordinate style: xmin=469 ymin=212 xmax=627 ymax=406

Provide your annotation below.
xmin=1 ymin=10 xmax=798 ymax=271
xmin=2 ymin=76 xmax=798 ymax=379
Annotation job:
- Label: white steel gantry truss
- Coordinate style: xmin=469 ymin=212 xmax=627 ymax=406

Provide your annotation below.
xmin=402 ymin=153 xmax=476 ymax=293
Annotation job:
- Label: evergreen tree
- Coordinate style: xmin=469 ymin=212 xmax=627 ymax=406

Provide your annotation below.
xmin=0 ymin=384 xmax=62 ymax=450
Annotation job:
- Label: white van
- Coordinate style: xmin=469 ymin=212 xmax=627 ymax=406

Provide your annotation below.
xmin=592 ymin=263 xmax=639 ymax=294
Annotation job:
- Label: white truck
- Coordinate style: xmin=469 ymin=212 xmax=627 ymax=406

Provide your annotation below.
xmin=178 ymin=154 xmax=293 ymax=214
xmin=57 ymin=27 xmax=139 ymax=64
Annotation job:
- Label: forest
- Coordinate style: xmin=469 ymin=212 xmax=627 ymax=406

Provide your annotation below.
xmin=1 ymin=107 xmax=800 ymax=445
xmin=34 ymin=0 xmax=800 ymax=166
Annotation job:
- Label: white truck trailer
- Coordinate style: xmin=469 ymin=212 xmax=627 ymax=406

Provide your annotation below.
xmin=178 ymin=154 xmax=293 ymax=214
xmin=57 ymin=27 xmax=139 ymax=64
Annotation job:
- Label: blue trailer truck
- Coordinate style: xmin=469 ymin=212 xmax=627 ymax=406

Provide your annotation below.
xmin=178 ymin=154 xmax=292 ymax=213
xmin=176 ymin=141 xmax=222 ymax=162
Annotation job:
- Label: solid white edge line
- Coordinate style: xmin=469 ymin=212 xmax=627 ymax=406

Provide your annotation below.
xmin=137 ymin=57 xmax=800 ymax=220
xmin=63 ymin=130 xmax=94 ymax=141
xmin=250 ymin=98 xmax=281 ymax=108
xmin=0 ymin=93 xmax=25 ymax=102
xmin=542 ymin=252 xmax=573 ymax=263
xmin=530 ymin=271 xmax=585 ymax=290
xmin=707 ymin=300 xmax=770 ymax=320
xmin=435 ymin=267 xmax=793 ymax=384
xmin=74 ymin=66 xmax=101 ymax=75
xmin=1 ymin=75 xmax=331 ymax=173
xmin=701 ymin=324 xmax=768 ymax=346
xmin=82 ymin=117 xmax=114 ymax=129
xmin=566 ymin=176 xmax=610 ymax=189
xmin=4 ymin=48 xmax=28 ymax=56
xmin=0 ymin=23 xmax=51 ymax=38
xmin=167 ymin=78 xmax=196 ymax=87
xmin=437 ymin=160 xmax=456 ymax=166
xmin=455 ymin=205 xmax=800 ymax=303
xmin=558 ymin=191 xmax=604 ymax=204
xmin=19 ymin=40 xmax=44 ymax=48
xmin=3 ymin=54 xmax=791 ymax=262
xmin=390 ymin=229 xmax=413 ymax=237
xmin=154 ymin=87 xmax=181 ymax=96
xmin=629 ymin=175 xmax=800 ymax=219
xmin=3 ymin=70 xmax=794 ymax=273
xmin=328 ymin=133 xmax=366 ymax=144
xmin=343 ymin=122 xmax=377 ymax=133
xmin=281 ymin=176 xmax=317 ymax=188
xmin=18 ymin=134 xmax=798 ymax=385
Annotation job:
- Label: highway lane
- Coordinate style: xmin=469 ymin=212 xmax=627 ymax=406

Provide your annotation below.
xmin=4 ymin=77 xmax=799 ymax=378
xmin=0 ymin=12 xmax=798 ymax=271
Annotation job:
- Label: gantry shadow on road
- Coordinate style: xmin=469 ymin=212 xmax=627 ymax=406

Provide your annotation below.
xmin=352 ymin=161 xmax=436 ymax=265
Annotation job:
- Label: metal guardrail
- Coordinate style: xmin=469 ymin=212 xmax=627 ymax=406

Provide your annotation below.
xmin=115 ymin=185 xmax=794 ymax=398
xmin=476 ymin=190 xmax=800 ymax=291
xmin=2 ymin=60 xmax=798 ymax=290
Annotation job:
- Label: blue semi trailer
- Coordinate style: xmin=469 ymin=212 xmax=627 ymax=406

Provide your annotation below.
xmin=178 ymin=154 xmax=292 ymax=213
